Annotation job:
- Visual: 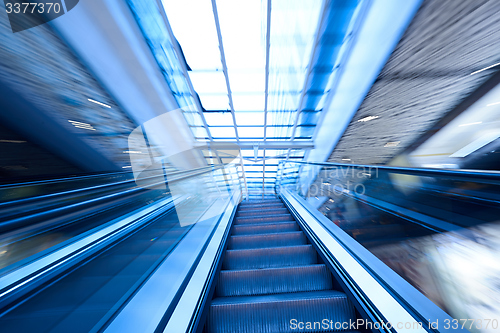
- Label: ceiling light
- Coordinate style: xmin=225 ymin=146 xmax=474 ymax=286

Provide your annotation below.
xmin=122 ymin=166 xmax=132 ymax=168
xmin=88 ymin=98 xmax=111 ymax=108
xmin=341 ymin=158 xmax=351 ymax=161
xmin=459 ymin=122 xmax=482 ymax=127
xmin=487 ymin=101 xmax=500 ymax=107
xmin=73 ymin=125 xmax=96 ymax=131
xmin=124 ymin=151 xmax=143 ymax=154
xmin=69 ymin=120 xmax=96 ymax=131
xmin=384 ymin=141 xmax=400 ymax=147
xmin=0 ymin=140 xmax=26 ymax=143
xmin=470 ymin=61 xmax=500 ymax=76
xmin=358 ymin=115 xmax=379 ymax=122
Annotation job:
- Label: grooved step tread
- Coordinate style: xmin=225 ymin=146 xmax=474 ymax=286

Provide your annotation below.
xmin=208 ymin=291 xmax=356 ymax=333
xmin=232 ymin=221 xmax=299 ymax=235
xmin=216 ymin=264 xmax=333 ymax=297
xmin=227 ymin=231 xmax=307 ymax=250
xmin=223 ymin=245 xmax=317 ymax=270
xmin=237 ymin=208 xmax=289 ymax=217
xmin=211 ymin=289 xmax=348 ymax=306
xmin=238 ymin=203 xmax=285 ymax=211
xmin=235 ymin=214 xmax=294 ymax=224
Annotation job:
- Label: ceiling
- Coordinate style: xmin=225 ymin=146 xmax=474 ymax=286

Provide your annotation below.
xmin=327 ymin=0 xmax=500 ymax=166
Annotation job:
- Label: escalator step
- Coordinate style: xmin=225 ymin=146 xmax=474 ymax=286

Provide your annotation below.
xmin=216 ymin=264 xmax=333 ymax=297
xmin=241 ymin=199 xmax=281 ymax=205
xmin=227 ymin=231 xmax=307 ymax=250
xmin=238 ymin=203 xmax=285 ymax=212
xmin=208 ymin=290 xmax=355 ymax=333
xmin=236 ymin=208 xmax=289 ymax=217
xmin=235 ymin=214 xmax=294 ymax=224
xmin=232 ymin=221 xmax=299 ymax=235
xmin=222 ymin=245 xmax=317 ymax=270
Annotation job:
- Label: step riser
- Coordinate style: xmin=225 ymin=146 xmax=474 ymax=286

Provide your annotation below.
xmin=235 ymin=215 xmax=294 ymax=224
xmin=238 ymin=204 xmax=285 ymax=212
xmin=216 ymin=265 xmax=333 ymax=297
xmin=228 ymin=232 xmax=307 ymax=250
xmin=223 ymin=246 xmax=317 ymax=270
xmin=236 ymin=208 xmax=289 ymax=217
xmin=232 ymin=222 xmax=299 ymax=235
xmin=208 ymin=294 xmax=355 ymax=333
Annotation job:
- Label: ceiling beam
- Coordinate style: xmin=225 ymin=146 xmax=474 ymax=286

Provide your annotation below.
xmin=211 ymin=0 xmax=240 ymax=141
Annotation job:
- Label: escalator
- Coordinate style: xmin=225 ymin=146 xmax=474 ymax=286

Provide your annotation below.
xmin=0 ymin=162 xmax=480 ymax=333
xmin=206 ymin=198 xmax=358 ymax=333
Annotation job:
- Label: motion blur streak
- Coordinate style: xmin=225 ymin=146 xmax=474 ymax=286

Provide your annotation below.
xmin=0 ymin=0 xmax=500 ymax=333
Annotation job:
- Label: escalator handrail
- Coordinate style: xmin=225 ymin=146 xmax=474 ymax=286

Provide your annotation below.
xmin=280 ymin=188 xmax=469 ymax=333
xmin=0 ymin=165 xmax=240 ymax=310
xmin=0 ymin=165 xmax=232 ymax=234
xmin=279 ymin=160 xmax=500 ymax=183
xmin=0 ymin=164 xmax=225 ymax=205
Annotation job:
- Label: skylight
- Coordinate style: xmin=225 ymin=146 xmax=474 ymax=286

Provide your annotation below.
xmin=156 ymin=0 xmax=362 ymax=198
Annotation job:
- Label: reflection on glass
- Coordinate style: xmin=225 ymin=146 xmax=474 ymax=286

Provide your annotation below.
xmin=276 ymin=161 xmax=500 ymax=331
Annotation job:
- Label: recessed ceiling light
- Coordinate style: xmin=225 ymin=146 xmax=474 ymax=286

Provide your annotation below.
xmin=341 ymin=158 xmax=351 ymax=161
xmin=384 ymin=141 xmax=400 ymax=147
xmin=88 ymin=98 xmax=111 ymax=108
xmin=459 ymin=122 xmax=482 ymax=127
xmin=358 ymin=116 xmax=379 ymax=122
xmin=0 ymin=139 xmax=26 ymax=143
xmin=470 ymin=61 xmax=500 ymax=76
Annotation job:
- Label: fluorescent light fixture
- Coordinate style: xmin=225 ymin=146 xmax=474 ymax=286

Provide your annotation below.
xmin=358 ymin=115 xmax=379 ymax=122
xmin=122 ymin=166 xmax=132 ymax=168
xmin=470 ymin=61 xmax=500 ymax=76
xmin=124 ymin=151 xmax=142 ymax=154
xmin=0 ymin=139 xmax=26 ymax=143
xmin=487 ymin=101 xmax=500 ymax=106
xmin=68 ymin=120 xmax=91 ymax=126
xmin=459 ymin=121 xmax=482 ymax=127
xmin=384 ymin=141 xmax=400 ymax=147
xmin=341 ymin=158 xmax=351 ymax=161
xmin=322 ymin=182 xmax=331 ymax=186
xmin=449 ymin=132 xmax=500 ymax=157
xmin=88 ymin=98 xmax=111 ymax=108
xmin=69 ymin=120 xmax=96 ymax=131
xmin=73 ymin=125 xmax=96 ymax=131
xmin=328 ymin=199 xmax=334 ymax=203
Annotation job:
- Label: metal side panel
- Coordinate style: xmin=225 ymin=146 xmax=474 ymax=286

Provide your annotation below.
xmin=279 ymin=188 xmax=469 ymax=333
